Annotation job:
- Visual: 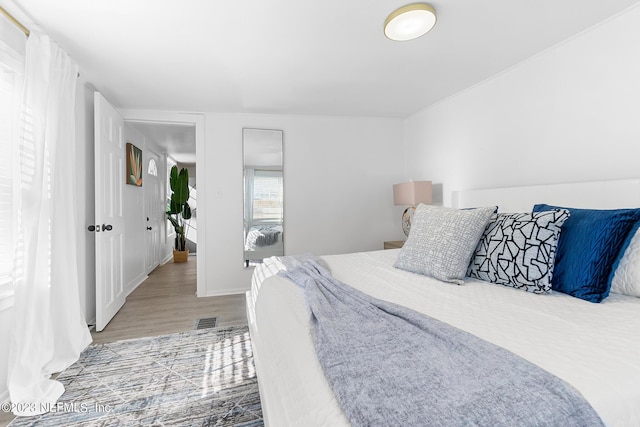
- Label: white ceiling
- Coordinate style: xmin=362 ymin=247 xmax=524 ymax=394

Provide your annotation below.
xmin=127 ymin=121 xmax=196 ymax=165
xmin=8 ymin=1 xmax=640 ymax=118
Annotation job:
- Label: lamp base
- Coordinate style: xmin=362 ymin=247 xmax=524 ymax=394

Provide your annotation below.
xmin=401 ymin=206 xmax=416 ymax=237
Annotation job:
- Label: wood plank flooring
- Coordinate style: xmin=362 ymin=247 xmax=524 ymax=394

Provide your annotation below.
xmin=0 ymin=255 xmax=247 ymax=426
xmin=91 ymin=255 xmax=247 ymax=344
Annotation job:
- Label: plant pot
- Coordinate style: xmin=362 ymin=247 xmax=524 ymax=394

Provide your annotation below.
xmin=173 ymin=249 xmax=189 ymax=263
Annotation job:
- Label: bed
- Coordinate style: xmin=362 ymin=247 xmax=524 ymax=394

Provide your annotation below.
xmin=244 ymin=224 xmax=283 ymax=266
xmin=246 ymin=179 xmax=640 ymax=426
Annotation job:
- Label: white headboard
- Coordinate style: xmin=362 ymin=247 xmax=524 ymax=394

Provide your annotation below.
xmin=452 ymin=179 xmax=640 ymax=212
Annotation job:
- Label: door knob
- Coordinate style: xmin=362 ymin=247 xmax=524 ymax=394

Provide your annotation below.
xmin=147 ymin=226 xmax=152 ymax=230
xmin=102 ymin=224 xmax=113 ymax=232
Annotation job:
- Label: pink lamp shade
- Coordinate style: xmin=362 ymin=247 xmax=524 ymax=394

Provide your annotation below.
xmin=393 ymin=181 xmax=432 ymax=206
xmin=393 ymin=181 xmax=432 ymax=237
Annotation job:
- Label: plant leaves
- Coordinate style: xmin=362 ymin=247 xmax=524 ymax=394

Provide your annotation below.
xmin=182 ymin=202 xmax=192 ymax=220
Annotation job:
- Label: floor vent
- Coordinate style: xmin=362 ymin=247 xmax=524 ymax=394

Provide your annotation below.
xmin=194 ymin=317 xmax=218 ymax=330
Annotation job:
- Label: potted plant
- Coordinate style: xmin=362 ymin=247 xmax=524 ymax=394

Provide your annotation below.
xmin=166 ymin=165 xmax=192 ymax=262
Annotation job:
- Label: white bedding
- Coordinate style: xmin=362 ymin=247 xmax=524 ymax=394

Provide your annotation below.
xmin=247 ymin=249 xmax=640 ymax=427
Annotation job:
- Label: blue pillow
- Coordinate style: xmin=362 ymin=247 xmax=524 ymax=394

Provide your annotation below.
xmin=532 ymin=204 xmax=640 ymax=302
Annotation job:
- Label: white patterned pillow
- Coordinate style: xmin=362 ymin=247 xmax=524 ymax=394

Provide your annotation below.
xmin=394 ymin=205 xmax=496 ymax=284
xmin=467 ymin=210 xmax=570 ymax=294
xmin=611 ymin=226 xmax=640 ymax=297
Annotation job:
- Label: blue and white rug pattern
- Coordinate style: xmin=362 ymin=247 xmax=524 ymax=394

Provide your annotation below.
xmin=9 ymin=326 xmax=263 ymax=426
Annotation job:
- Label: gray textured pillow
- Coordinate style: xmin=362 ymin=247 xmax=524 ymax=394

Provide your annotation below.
xmin=394 ymin=204 xmax=496 ymax=284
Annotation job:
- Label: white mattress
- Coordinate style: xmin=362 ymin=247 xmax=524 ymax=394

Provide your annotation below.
xmin=247 ymin=249 xmax=640 ymax=427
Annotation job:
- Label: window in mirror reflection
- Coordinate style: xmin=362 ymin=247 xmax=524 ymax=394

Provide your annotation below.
xmin=243 ymin=129 xmax=284 ymax=267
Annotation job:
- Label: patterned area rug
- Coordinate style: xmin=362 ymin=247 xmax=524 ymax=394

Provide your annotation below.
xmin=9 ymin=326 xmax=263 ymax=427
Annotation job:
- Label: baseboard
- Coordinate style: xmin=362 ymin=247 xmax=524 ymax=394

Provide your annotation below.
xmin=201 ymin=288 xmax=249 ymax=297
xmin=160 ymin=252 xmax=196 ymax=266
xmin=125 ymin=274 xmax=148 ymax=298
xmin=0 ymin=388 xmax=9 ymax=404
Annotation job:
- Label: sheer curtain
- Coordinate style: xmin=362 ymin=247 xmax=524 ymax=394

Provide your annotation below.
xmin=7 ymin=31 xmax=91 ymax=416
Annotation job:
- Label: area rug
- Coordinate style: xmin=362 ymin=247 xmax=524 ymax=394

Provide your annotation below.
xmin=9 ymin=326 xmax=263 ymax=426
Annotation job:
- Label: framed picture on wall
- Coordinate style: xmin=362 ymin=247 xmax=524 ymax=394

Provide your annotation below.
xmin=126 ymin=142 xmax=142 ymax=186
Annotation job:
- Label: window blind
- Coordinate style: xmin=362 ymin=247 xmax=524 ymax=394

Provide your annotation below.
xmin=252 ymin=170 xmax=283 ymax=222
xmin=0 ymin=15 xmax=25 ymax=311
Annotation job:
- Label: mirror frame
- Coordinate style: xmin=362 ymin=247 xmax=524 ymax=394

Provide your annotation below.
xmin=242 ymin=128 xmax=284 ymax=267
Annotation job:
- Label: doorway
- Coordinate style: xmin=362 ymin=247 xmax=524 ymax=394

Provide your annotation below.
xmin=124 ymin=112 xmax=205 ymax=297
xmin=93 ymin=95 xmax=205 ymax=331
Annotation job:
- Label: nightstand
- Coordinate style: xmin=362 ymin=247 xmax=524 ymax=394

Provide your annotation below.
xmin=384 ymin=240 xmax=405 ymax=249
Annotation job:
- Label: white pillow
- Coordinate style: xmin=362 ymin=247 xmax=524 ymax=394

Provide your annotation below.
xmin=611 ymin=227 xmax=640 ymax=297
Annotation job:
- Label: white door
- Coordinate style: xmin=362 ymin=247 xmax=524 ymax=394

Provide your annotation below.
xmin=144 ymin=150 xmax=162 ymax=273
xmin=94 ymin=92 xmax=126 ymax=332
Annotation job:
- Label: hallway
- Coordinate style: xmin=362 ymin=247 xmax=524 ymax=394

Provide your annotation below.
xmin=91 ymin=256 xmax=247 ymax=344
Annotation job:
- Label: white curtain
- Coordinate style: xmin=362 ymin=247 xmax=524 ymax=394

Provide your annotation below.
xmin=7 ymin=32 xmax=92 ymax=416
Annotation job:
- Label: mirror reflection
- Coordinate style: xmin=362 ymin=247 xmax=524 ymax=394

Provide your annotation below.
xmin=243 ymin=128 xmax=284 ymax=267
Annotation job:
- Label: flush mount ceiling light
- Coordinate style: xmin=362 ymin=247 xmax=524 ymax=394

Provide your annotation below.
xmin=384 ymin=3 xmax=437 ymax=41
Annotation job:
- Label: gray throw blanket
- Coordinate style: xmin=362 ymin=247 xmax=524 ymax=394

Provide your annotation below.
xmin=279 ymin=256 xmax=604 ymax=427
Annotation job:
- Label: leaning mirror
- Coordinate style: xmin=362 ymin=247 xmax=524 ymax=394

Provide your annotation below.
xmin=243 ymin=128 xmax=284 ymax=267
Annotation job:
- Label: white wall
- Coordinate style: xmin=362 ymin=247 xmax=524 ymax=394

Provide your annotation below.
xmin=122 ymin=125 xmax=149 ymax=294
xmin=204 ymin=113 xmax=405 ymax=296
xmin=404 ymin=5 xmax=640 ymax=207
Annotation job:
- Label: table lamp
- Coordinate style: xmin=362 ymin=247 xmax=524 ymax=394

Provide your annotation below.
xmin=393 ymin=181 xmax=432 ymax=236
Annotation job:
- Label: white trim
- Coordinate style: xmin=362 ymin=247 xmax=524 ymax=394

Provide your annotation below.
xmin=161 ymin=253 xmax=173 ymax=265
xmin=204 ymin=288 xmax=248 ymax=297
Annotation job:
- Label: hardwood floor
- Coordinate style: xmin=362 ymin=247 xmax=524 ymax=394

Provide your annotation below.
xmin=0 ymin=255 xmax=247 ymax=426
xmin=92 ymin=255 xmax=247 ymax=344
